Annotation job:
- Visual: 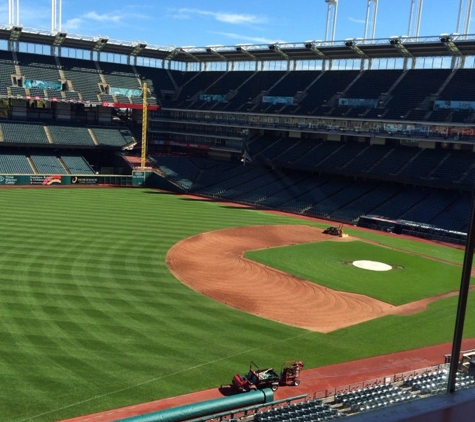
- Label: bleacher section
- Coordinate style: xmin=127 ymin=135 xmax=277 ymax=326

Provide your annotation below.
xmin=91 ymin=127 xmax=136 ymax=147
xmin=18 ymin=52 xmax=62 ymax=101
xmin=1 ymin=122 xmax=50 ymax=144
xmin=59 ymin=154 xmax=95 ymax=174
xmin=0 ymin=153 xmax=33 ymax=173
xmin=59 ymin=56 xmax=102 ymax=102
xmin=0 ymin=152 xmax=94 ymax=174
xmin=47 ymin=125 xmax=95 ymax=146
xmin=2 ymin=53 xmax=474 ymax=124
xmin=151 ymin=155 xmax=471 ymax=234
xmin=30 ymin=154 xmax=68 ymax=174
xmin=0 ymin=50 xmax=15 ymax=97
xmin=251 ymin=367 xmax=474 ymax=422
xmin=384 ymin=69 xmax=451 ymax=120
xmin=0 ymin=120 xmax=135 ymax=149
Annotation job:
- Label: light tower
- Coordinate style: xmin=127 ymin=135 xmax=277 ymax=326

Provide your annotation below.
xmin=8 ymin=0 xmax=20 ymax=27
xmin=324 ymin=0 xmax=338 ymax=42
xmin=51 ymin=0 xmax=63 ymax=32
xmin=457 ymin=0 xmax=474 ymax=35
xmin=364 ymin=0 xmax=379 ymax=40
xmin=408 ymin=0 xmax=424 ymax=38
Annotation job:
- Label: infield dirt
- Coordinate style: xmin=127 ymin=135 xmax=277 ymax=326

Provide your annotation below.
xmin=166 ymin=224 xmax=466 ymax=332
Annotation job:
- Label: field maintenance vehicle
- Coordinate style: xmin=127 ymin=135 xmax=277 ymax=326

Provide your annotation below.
xmin=323 ymin=224 xmax=344 ymax=237
xmin=232 ymin=360 xmax=304 ymax=392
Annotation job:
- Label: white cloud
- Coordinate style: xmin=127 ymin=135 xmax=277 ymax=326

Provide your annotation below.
xmin=63 ymin=8 xmax=151 ymax=33
xmin=172 ymin=8 xmax=266 ymax=25
xmin=64 ymin=18 xmax=82 ymax=31
xmin=212 ymin=31 xmax=283 ymax=45
xmin=349 ymin=17 xmax=365 ymax=24
xmin=83 ymin=11 xmax=122 ymax=23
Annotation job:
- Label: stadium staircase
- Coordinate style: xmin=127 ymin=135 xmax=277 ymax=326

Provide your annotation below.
xmin=26 ymin=156 xmax=38 ymax=173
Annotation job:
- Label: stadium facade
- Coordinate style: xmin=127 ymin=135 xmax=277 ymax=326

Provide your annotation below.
xmin=1 ymin=24 xmax=475 ymax=421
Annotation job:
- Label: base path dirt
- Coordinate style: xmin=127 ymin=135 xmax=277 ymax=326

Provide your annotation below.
xmin=166 ymin=224 xmax=463 ymax=333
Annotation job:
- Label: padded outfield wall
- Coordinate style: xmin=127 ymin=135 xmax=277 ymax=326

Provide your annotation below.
xmin=0 ymin=174 xmax=136 ymax=186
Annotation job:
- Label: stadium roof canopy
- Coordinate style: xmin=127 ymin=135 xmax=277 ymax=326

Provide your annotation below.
xmin=2 ymin=25 xmax=475 ymax=62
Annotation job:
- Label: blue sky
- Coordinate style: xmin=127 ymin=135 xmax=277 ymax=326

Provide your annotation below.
xmin=0 ymin=0 xmax=467 ymax=48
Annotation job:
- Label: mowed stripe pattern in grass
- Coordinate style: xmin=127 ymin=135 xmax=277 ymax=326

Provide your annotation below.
xmin=0 ymin=188 xmax=474 ymax=422
xmin=0 ymin=189 xmax=313 ymax=421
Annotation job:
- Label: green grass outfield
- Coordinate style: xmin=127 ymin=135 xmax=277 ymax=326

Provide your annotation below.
xmin=0 ymin=188 xmax=474 ymax=422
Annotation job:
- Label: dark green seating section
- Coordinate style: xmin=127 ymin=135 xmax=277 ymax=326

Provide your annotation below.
xmin=0 ymin=152 xmax=94 ymax=174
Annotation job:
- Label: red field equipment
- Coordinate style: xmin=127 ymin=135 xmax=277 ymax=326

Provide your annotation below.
xmin=232 ymin=362 xmax=280 ymax=392
xmin=232 ymin=360 xmax=304 ymax=392
xmin=280 ymin=360 xmax=304 ymax=386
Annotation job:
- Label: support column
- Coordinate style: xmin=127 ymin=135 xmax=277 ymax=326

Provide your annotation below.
xmin=457 ymin=0 xmax=474 ymax=36
xmin=52 ymin=0 xmax=63 ymax=32
xmin=8 ymin=0 xmax=20 ymax=26
xmin=325 ymin=0 xmax=338 ymax=42
xmin=408 ymin=0 xmax=424 ymax=38
xmin=364 ymin=0 xmax=379 ymax=40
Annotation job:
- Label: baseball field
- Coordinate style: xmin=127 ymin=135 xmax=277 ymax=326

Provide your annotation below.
xmin=1 ymin=187 xmax=474 ymax=422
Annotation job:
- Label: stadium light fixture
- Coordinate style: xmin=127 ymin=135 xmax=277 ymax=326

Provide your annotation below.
xmin=205 ymin=45 xmax=226 ymax=60
xmin=53 ymin=31 xmax=67 ymax=46
xmin=389 ymin=35 xmax=400 ymax=45
xmin=440 ymin=33 xmax=462 ymax=55
xmin=440 ymin=33 xmax=452 ymax=43
xmin=389 ymin=35 xmax=413 ymax=58
xmin=303 ymin=40 xmax=327 ymax=59
xmin=267 ymin=43 xmax=291 ymax=61
xmin=93 ymin=37 xmax=109 ymax=51
xmin=235 ymin=44 xmax=257 ymax=60
xmin=131 ymin=42 xmax=147 ymax=56
xmin=165 ymin=47 xmax=180 ymax=61
xmin=9 ymin=25 xmax=22 ymax=41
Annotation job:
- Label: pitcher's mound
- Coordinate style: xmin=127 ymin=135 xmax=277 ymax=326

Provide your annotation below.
xmin=352 ymin=260 xmax=393 ymax=271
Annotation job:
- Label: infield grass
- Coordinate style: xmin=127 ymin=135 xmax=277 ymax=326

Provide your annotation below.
xmin=0 ymin=188 xmax=474 ymax=422
xmin=245 ymin=240 xmax=471 ymax=305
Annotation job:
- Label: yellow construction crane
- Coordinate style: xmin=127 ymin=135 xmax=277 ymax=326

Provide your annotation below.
xmin=141 ymin=82 xmax=148 ymax=170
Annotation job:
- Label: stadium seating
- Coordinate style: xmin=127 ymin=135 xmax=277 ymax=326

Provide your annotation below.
xmin=60 ymin=57 xmax=102 ymax=102
xmin=48 ymin=125 xmax=95 ymax=146
xmin=1 ymin=122 xmax=50 ymax=144
xmin=381 ymin=69 xmax=451 ymax=120
xmin=2 ymin=48 xmax=475 ymax=241
xmin=17 ymin=52 xmax=61 ymax=82
xmin=0 ymin=50 xmax=17 ymax=97
xmin=0 ymin=153 xmax=34 ymax=173
xmin=30 ymin=154 xmax=68 ymax=174
xmin=91 ymin=127 xmax=136 ymax=147
xmin=60 ymin=154 xmax=95 ymax=174
xmin=296 ymin=70 xmax=360 ymax=115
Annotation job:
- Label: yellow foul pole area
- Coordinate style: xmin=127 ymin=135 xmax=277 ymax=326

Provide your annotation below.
xmin=141 ymin=82 xmax=148 ymax=170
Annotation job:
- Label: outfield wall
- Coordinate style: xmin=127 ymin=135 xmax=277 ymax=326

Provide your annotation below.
xmin=0 ymin=174 xmax=135 ymax=186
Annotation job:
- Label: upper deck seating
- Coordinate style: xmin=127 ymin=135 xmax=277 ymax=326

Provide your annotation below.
xmin=60 ymin=57 xmax=102 ymax=102
xmin=384 ymin=69 xmax=451 ymax=120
